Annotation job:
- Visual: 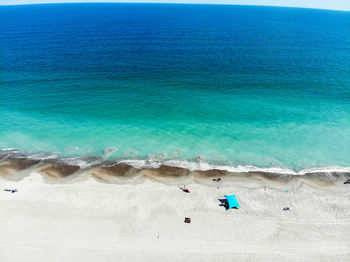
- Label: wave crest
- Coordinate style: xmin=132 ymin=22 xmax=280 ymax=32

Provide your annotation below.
xmin=1 ymin=148 xmax=349 ymax=183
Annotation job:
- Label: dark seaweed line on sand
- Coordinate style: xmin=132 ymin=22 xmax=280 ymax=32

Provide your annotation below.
xmin=0 ymin=149 xmax=349 ymax=183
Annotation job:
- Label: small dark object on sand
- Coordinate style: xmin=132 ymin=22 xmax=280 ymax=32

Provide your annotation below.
xmin=344 ymin=179 xmax=350 ymax=184
xmin=4 ymin=189 xmax=17 ymax=193
xmin=184 ymin=217 xmax=191 ymax=223
xmin=283 ymin=207 xmax=290 ymax=211
xmin=213 ymin=178 xmax=222 ymax=182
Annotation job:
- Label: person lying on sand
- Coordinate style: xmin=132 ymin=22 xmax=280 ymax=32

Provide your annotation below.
xmin=180 ymin=185 xmax=191 ymax=193
xmin=4 ymin=188 xmax=17 ymax=193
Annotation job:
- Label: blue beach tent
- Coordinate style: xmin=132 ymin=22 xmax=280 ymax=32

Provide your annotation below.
xmin=225 ymin=195 xmax=241 ymax=209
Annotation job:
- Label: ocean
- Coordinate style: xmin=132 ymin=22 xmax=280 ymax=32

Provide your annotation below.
xmin=1 ymin=3 xmax=350 ymax=176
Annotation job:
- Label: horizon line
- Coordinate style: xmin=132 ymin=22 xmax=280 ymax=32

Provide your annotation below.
xmin=0 ymin=2 xmax=349 ymax=12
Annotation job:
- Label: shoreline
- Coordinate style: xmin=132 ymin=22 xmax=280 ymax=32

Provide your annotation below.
xmin=1 ymin=149 xmax=350 ymax=184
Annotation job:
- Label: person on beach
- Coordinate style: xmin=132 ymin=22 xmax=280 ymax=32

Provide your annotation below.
xmin=4 ymin=188 xmax=17 ymax=193
xmin=182 ymin=185 xmax=191 ymax=193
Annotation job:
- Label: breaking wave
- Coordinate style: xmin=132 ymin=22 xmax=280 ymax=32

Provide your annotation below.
xmin=1 ymin=148 xmax=349 ymax=183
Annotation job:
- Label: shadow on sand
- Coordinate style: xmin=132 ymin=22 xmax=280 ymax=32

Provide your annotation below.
xmin=218 ymin=198 xmax=228 ymax=210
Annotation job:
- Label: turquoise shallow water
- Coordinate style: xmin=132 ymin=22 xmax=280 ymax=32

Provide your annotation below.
xmin=1 ymin=4 xmax=350 ymax=171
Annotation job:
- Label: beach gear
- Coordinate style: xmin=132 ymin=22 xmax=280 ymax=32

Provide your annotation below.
xmin=184 ymin=217 xmax=191 ymax=223
xmin=225 ymin=195 xmax=241 ymax=209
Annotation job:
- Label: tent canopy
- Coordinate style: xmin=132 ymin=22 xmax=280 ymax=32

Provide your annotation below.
xmin=225 ymin=195 xmax=241 ymax=209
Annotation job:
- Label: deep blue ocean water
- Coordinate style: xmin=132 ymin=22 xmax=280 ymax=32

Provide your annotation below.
xmin=1 ymin=4 xmax=350 ymax=171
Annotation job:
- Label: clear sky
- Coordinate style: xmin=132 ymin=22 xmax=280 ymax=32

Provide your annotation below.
xmin=0 ymin=0 xmax=349 ymax=11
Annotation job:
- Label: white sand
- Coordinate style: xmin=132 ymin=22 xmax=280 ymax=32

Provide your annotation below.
xmin=0 ymin=172 xmax=349 ymax=262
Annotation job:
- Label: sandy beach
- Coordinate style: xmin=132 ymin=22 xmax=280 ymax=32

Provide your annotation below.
xmin=1 ymin=169 xmax=349 ymax=262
